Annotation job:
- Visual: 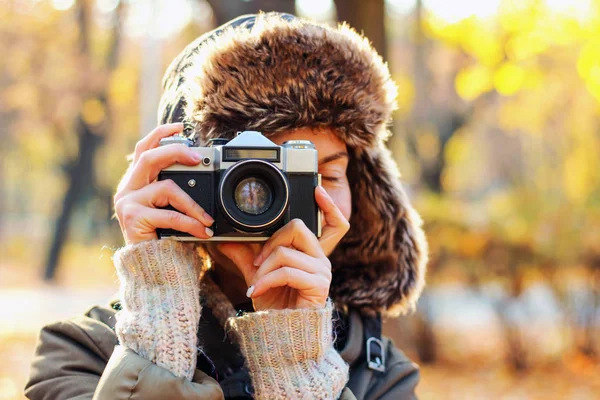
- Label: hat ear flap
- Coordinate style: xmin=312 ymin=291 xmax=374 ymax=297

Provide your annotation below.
xmin=329 ymin=141 xmax=428 ymax=317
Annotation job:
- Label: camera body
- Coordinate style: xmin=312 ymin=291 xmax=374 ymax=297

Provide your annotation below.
xmin=157 ymin=131 xmax=321 ymax=241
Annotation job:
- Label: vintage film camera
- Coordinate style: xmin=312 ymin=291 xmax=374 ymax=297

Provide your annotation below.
xmin=157 ymin=131 xmax=322 ymax=241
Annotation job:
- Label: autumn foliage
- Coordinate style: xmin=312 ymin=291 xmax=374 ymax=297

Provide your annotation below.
xmin=1 ymin=1 xmax=600 ymax=399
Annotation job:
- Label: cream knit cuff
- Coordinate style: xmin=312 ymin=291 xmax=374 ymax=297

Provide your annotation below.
xmin=112 ymin=239 xmax=202 ymax=380
xmin=228 ymin=301 xmax=349 ymax=399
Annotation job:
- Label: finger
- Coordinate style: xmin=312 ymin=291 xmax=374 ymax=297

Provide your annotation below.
xmin=133 ymin=123 xmax=184 ymax=164
xmin=315 ymin=185 xmax=350 ymax=256
xmin=125 ymin=144 xmax=202 ymax=191
xmin=141 ymin=207 xmax=214 ymax=239
xmin=116 ymin=201 xmax=213 ymax=244
xmin=217 ymin=243 xmax=261 ymax=285
xmin=130 ymin=179 xmax=214 ymax=227
xmin=251 ymin=246 xmax=327 ymax=285
xmin=253 ymin=219 xmax=323 ymax=266
xmin=249 ymin=267 xmax=329 ymax=300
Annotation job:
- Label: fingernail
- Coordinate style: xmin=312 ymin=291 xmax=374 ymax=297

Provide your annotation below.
xmin=205 ymin=227 xmax=214 ymax=237
xmin=246 ymin=286 xmax=255 ymax=298
xmin=191 ymin=153 xmax=202 ymax=162
xmin=204 ymin=212 xmax=215 ymax=224
xmin=253 ymin=255 xmax=262 ymax=266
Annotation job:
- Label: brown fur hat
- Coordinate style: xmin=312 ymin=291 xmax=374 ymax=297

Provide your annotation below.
xmin=158 ymin=12 xmax=428 ymax=317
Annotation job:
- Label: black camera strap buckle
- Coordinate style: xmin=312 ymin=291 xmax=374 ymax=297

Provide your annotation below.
xmin=363 ymin=313 xmax=386 ymax=373
xmin=366 ymin=337 xmax=386 ymax=372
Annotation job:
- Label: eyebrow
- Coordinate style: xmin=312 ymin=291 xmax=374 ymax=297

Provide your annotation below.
xmin=319 ymin=151 xmax=349 ymax=165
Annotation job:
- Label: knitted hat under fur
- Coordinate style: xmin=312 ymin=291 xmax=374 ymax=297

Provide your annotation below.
xmin=157 ymin=12 xmax=428 ymax=317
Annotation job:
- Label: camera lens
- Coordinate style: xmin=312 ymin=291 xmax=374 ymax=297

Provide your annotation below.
xmin=234 ymin=177 xmax=273 ymax=215
xmin=219 ymin=160 xmax=289 ymax=232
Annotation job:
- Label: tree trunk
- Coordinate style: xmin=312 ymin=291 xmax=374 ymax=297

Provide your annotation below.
xmin=405 ymin=0 xmax=469 ymax=193
xmin=334 ymin=0 xmax=386 ymax=61
xmin=44 ymin=0 xmax=124 ymax=280
xmin=44 ymin=116 xmax=102 ymax=279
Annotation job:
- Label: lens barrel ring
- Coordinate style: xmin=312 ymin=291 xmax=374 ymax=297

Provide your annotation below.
xmin=218 ymin=160 xmax=289 ymax=232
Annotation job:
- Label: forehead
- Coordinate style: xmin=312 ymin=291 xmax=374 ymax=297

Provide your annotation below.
xmin=269 ymin=128 xmax=347 ymax=156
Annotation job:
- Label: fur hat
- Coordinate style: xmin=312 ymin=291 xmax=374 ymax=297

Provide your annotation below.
xmin=157 ymin=12 xmax=428 ymax=317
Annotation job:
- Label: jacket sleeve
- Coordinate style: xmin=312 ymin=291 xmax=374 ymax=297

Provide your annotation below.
xmin=111 ymin=239 xmax=203 ymax=380
xmin=93 ymin=346 xmax=223 ymax=399
xmin=25 ymin=317 xmax=112 ymax=400
xmin=24 ymin=313 xmax=223 ymax=399
xmin=24 ymin=238 xmax=225 ymax=400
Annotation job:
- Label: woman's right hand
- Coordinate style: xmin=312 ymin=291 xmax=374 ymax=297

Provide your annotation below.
xmin=113 ymin=123 xmax=215 ymax=245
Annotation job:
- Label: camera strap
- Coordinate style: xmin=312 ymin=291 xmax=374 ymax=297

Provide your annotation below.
xmin=363 ymin=312 xmax=386 ymax=373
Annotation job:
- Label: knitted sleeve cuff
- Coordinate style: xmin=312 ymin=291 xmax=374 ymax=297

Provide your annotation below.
xmin=227 ymin=301 xmax=349 ymax=399
xmin=113 ymin=239 xmax=200 ymax=291
xmin=112 ymin=239 xmax=202 ymax=381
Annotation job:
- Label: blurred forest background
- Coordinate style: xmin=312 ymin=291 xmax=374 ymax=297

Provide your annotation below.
xmin=1 ymin=0 xmax=600 ymax=399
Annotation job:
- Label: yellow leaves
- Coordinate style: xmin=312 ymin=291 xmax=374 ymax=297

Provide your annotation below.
xmin=560 ymin=118 xmax=600 ymax=205
xmin=484 ymin=190 xmax=530 ymax=245
xmin=497 ymin=97 xmax=543 ymax=134
xmin=416 ymin=124 xmax=441 ymax=162
xmin=442 ymin=128 xmax=480 ymax=193
xmin=444 ymin=127 xmax=470 ymax=164
xmin=393 ymin=73 xmax=415 ymax=117
xmin=493 ymin=62 xmax=526 ymax=95
xmin=485 ymin=190 xmax=514 ymax=219
xmin=455 ymin=65 xmax=493 ymax=101
xmin=456 ymin=62 xmax=528 ymax=101
xmin=425 ymin=16 xmax=504 ymax=67
xmin=422 ymin=13 xmax=465 ymax=46
xmin=585 ymin=66 xmax=600 ymax=102
xmin=109 ymin=67 xmax=138 ymax=107
xmin=506 ymin=32 xmax=549 ymax=61
xmin=457 ymin=231 xmax=490 ymax=258
xmin=577 ymin=38 xmax=600 ymax=78
xmin=563 ymin=144 xmax=599 ymax=204
xmin=502 ymin=215 xmax=530 ymax=244
xmin=18 ymin=129 xmax=55 ymax=167
xmin=462 ymin=25 xmax=504 ymax=67
xmin=1 ymin=82 xmax=38 ymax=111
xmin=81 ymin=98 xmax=106 ymax=126
xmin=523 ymin=67 xmax=544 ymax=89
xmin=577 ymin=38 xmax=600 ymax=102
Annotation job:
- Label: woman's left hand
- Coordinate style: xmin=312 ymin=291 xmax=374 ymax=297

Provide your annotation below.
xmin=218 ymin=186 xmax=350 ymax=310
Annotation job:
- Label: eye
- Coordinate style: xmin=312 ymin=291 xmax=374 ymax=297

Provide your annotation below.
xmin=322 ymin=176 xmax=340 ymax=182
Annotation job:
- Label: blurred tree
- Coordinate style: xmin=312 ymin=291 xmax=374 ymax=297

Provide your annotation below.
xmin=403 ymin=0 xmax=475 ymax=193
xmin=44 ymin=0 xmax=124 ymax=280
xmin=333 ymin=0 xmax=386 ymax=60
xmin=402 ymin=0 xmax=600 ymax=367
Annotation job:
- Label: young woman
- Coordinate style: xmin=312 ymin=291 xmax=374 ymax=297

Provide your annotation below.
xmin=25 ymin=12 xmax=428 ymax=399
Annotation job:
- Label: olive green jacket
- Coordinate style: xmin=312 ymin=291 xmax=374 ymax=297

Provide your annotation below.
xmin=25 ymin=303 xmax=419 ymax=399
